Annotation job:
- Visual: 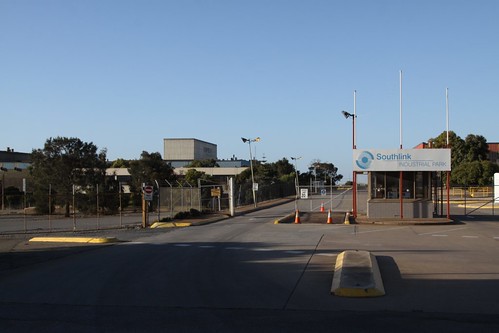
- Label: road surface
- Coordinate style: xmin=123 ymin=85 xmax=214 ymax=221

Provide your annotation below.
xmin=1 ymin=200 xmax=499 ymax=332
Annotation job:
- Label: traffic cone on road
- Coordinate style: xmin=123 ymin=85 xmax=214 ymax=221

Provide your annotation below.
xmin=327 ymin=209 xmax=333 ymax=224
xmin=320 ymin=202 xmax=325 ymax=213
xmin=294 ymin=210 xmax=301 ymax=224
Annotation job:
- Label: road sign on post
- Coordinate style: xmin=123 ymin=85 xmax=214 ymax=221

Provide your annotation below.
xmin=143 ymin=185 xmax=154 ymax=201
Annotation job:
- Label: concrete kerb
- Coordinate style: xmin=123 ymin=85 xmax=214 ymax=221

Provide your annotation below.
xmin=331 ymin=250 xmax=385 ymax=297
xmin=353 ymin=216 xmax=454 ymax=225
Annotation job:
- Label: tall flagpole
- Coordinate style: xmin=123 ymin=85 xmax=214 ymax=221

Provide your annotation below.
xmin=446 ymin=88 xmax=450 ymax=219
xmin=353 ymin=90 xmax=357 ymax=148
xmin=399 ymin=70 xmax=404 ymax=219
xmin=352 ymin=90 xmax=357 ymax=218
xmin=446 ymin=88 xmax=449 ymax=146
xmin=399 ymin=70 xmax=403 ymax=149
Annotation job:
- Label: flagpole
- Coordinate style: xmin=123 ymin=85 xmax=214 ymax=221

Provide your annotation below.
xmin=399 ymin=70 xmax=403 ymax=219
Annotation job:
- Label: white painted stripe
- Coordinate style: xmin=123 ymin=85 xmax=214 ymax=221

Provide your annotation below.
xmin=285 ymin=250 xmax=305 ymax=254
xmin=316 ymin=253 xmax=336 ymax=257
xmin=418 ymin=227 xmax=468 ymax=236
xmin=462 ymin=236 xmax=479 ymax=239
xmin=252 ymin=248 xmax=273 ymax=252
xmin=432 ymin=234 xmax=448 ymax=237
xmin=352 ymin=226 xmax=407 ymax=234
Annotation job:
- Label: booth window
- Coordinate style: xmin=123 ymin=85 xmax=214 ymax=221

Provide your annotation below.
xmin=371 ymin=172 xmax=385 ymax=198
xmin=370 ymin=171 xmax=431 ymax=200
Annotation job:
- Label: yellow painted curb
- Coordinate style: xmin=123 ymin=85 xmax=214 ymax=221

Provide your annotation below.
xmin=331 ymin=250 xmax=385 ymax=297
xmin=150 ymin=222 xmax=192 ymax=228
xmin=29 ymin=237 xmax=118 ymax=244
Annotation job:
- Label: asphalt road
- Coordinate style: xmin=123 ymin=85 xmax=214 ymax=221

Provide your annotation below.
xmin=1 ymin=201 xmax=499 ymax=332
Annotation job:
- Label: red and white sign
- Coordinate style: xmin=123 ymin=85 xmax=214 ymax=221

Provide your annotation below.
xmin=143 ymin=185 xmax=154 ymax=201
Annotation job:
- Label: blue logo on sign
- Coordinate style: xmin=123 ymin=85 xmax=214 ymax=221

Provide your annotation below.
xmin=356 ymin=151 xmax=374 ymax=170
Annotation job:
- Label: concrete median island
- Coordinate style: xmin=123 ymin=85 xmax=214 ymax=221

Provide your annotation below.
xmin=331 ymin=250 xmax=385 ymax=297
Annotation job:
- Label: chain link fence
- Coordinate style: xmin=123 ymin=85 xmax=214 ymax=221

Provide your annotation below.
xmin=0 ymin=181 xmax=297 ymax=233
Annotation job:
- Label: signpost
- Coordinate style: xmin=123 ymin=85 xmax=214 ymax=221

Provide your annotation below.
xmin=142 ymin=185 xmax=154 ymax=228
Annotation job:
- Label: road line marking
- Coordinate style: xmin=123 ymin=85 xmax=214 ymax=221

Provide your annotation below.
xmin=352 ymin=226 xmax=407 ymax=234
xmin=315 ymin=253 xmax=336 ymax=257
xmin=252 ymin=248 xmax=273 ymax=252
xmin=174 ymin=244 xmax=191 ymax=247
xmin=432 ymin=234 xmax=448 ymax=237
xmin=285 ymin=250 xmax=305 ymax=254
xmin=462 ymin=236 xmax=479 ymax=239
xmin=418 ymin=227 xmax=468 ymax=236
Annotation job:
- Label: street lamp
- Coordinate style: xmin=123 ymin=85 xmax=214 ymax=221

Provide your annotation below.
xmin=342 ymin=110 xmax=357 ymax=218
xmin=241 ymin=137 xmax=260 ymax=207
xmin=290 ymin=156 xmax=301 ymax=210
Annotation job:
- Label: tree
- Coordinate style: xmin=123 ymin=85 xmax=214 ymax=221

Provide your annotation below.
xmin=304 ymin=160 xmax=343 ymax=185
xmin=30 ymin=137 xmax=107 ymax=216
xmin=185 ymin=159 xmax=219 ymax=167
xmin=452 ymin=160 xmax=499 ymax=186
xmin=429 ymin=131 xmax=466 ymax=168
xmin=236 ymin=158 xmax=296 ymax=185
xmin=464 ymin=134 xmax=489 ymax=162
xmin=128 ymin=151 xmax=176 ymax=190
xmin=184 ymin=169 xmax=213 ymax=186
xmin=429 ymin=131 xmax=497 ymax=186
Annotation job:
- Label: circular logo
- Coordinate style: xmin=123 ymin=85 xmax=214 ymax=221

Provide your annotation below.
xmin=356 ymin=151 xmax=374 ymax=170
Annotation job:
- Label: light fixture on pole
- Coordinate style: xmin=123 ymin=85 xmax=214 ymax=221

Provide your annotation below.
xmin=342 ymin=107 xmax=357 ymax=218
xmin=241 ymin=137 xmax=260 ymax=207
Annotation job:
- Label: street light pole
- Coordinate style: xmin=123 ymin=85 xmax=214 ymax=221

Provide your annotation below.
xmin=241 ymin=137 xmax=260 ymax=207
xmin=342 ymin=110 xmax=357 ymax=218
xmin=291 ymin=156 xmax=301 ymax=211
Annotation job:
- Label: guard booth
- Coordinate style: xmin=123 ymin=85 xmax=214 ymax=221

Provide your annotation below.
xmin=353 ymin=148 xmax=451 ymax=219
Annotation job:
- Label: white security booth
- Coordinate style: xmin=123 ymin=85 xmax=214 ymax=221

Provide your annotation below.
xmin=353 ymin=148 xmax=451 ymax=219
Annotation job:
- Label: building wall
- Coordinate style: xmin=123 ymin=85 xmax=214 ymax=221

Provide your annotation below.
xmin=164 ymin=138 xmax=217 ymax=161
xmin=488 ymin=142 xmax=499 ymax=165
xmin=367 ymin=200 xmax=433 ymax=218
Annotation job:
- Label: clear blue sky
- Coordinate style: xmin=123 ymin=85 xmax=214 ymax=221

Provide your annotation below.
xmin=1 ymin=0 xmax=498 ymax=179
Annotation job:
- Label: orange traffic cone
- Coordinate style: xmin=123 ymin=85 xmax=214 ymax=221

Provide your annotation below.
xmin=294 ymin=210 xmax=301 ymax=224
xmin=320 ymin=202 xmax=325 ymax=212
xmin=327 ymin=209 xmax=333 ymax=224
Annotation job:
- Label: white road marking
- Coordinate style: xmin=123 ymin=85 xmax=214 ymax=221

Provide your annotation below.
xmin=315 ymin=253 xmax=336 ymax=257
xmin=418 ymin=227 xmax=468 ymax=236
xmin=432 ymin=235 xmax=448 ymax=237
xmin=252 ymin=248 xmax=273 ymax=252
xmin=462 ymin=236 xmax=479 ymax=239
xmin=352 ymin=226 xmax=407 ymax=234
xmin=284 ymin=250 xmax=305 ymax=254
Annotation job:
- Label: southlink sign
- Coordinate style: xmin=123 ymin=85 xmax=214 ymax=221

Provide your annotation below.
xmin=353 ymin=149 xmax=451 ymax=172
